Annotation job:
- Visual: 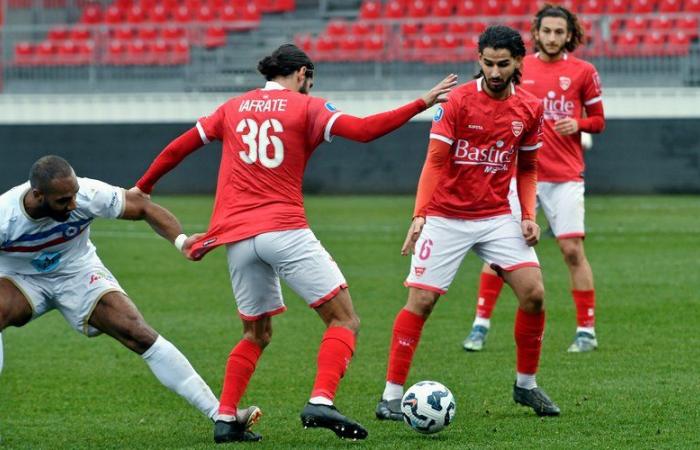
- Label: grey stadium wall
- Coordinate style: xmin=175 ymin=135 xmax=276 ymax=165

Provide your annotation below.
xmin=1 ymin=89 xmax=700 ymax=194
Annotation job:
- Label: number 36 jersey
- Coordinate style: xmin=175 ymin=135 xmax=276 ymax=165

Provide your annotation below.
xmin=195 ymin=81 xmax=341 ymax=247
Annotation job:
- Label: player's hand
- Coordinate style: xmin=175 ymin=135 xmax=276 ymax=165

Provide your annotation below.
xmin=401 ymin=217 xmax=426 ymax=256
xmin=554 ymin=118 xmax=579 ymax=136
xmin=128 ymin=186 xmax=150 ymax=200
xmin=521 ymin=219 xmax=540 ymax=247
xmin=181 ymin=232 xmax=205 ymax=260
xmin=421 ymin=74 xmax=458 ymax=108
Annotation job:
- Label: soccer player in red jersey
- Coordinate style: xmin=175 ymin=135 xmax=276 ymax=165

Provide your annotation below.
xmin=132 ymin=44 xmax=456 ymax=442
xmin=375 ymin=26 xmax=560 ymax=420
xmin=462 ymin=4 xmax=605 ymax=354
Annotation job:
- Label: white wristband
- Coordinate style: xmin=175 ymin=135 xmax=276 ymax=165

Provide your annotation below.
xmin=174 ymin=234 xmax=188 ymax=251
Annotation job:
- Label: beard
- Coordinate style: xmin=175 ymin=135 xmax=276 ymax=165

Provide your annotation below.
xmin=38 ymin=201 xmax=72 ymax=222
xmin=540 ymin=42 xmax=566 ymax=58
xmin=487 ymin=75 xmax=512 ymax=92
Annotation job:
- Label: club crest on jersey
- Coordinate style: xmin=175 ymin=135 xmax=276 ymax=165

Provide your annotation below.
xmin=325 ymin=102 xmax=338 ymax=112
xmin=433 ymin=106 xmax=444 ymax=122
xmin=414 ymin=267 xmax=426 ymax=277
xmin=559 ymin=76 xmax=572 ymax=91
xmin=511 ymin=121 xmax=524 ymax=137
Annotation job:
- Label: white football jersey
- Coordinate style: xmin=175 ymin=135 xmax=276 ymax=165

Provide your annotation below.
xmin=0 ymin=177 xmax=125 ymax=275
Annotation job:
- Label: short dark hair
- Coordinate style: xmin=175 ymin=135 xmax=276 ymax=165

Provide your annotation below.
xmin=532 ymin=3 xmax=584 ymax=53
xmin=29 ymin=155 xmax=74 ymax=192
xmin=257 ymin=44 xmax=314 ymax=81
xmin=476 ymin=25 xmax=526 ymax=84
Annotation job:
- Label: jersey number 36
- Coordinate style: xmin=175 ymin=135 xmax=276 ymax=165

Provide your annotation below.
xmin=236 ymin=118 xmax=284 ymax=169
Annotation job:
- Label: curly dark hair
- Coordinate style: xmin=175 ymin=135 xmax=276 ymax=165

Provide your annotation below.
xmin=532 ymin=3 xmax=585 ymax=53
xmin=475 ymin=25 xmax=526 ymax=85
xmin=257 ymin=44 xmax=314 ymax=81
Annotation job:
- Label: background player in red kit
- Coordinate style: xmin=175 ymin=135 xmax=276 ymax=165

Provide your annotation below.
xmin=375 ymin=26 xmax=560 ymax=421
xmin=462 ymin=4 xmax=605 ymax=354
xmin=132 ymin=44 xmax=456 ymax=443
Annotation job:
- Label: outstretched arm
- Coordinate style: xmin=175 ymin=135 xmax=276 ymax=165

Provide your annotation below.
xmin=135 ymin=127 xmax=205 ymax=194
xmin=331 ymin=74 xmax=457 ymax=143
xmin=119 ymin=190 xmax=189 ymax=255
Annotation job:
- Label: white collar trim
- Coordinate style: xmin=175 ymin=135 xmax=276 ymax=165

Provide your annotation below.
xmin=262 ymin=81 xmax=286 ymax=91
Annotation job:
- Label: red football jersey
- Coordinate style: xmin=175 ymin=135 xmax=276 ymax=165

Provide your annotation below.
xmin=521 ymin=53 xmax=603 ymax=182
xmin=192 ymin=81 xmax=341 ymax=252
xmin=427 ymin=78 xmax=543 ymax=220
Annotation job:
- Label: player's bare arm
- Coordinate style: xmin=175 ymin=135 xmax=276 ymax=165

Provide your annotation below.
xmin=553 ymin=117 xmax=579 ymax=136
xmin=421 ymin=74 xmax=458 ymax=107
xmin=521 ymin=220 xmax=541 ymax=247
xmin=401 ymin=217 xmax=426 ymax=256
xmin=119 ymin=190 xmax=186 ymax=252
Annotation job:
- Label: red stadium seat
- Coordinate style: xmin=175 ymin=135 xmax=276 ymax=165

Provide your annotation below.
xmin=326 ymin=20 xmax=348 ymax=37
xmin=204 ymin=25 xmax=226 ymax=48
xmin=162 ymin=24 xmax=186 ymax=40
xmin=359 ymin=0 xmax=381 ymax=20
xmin=113 ymin=0 xmax=131 ymax=10
xmin=240 ymin=3 xmax=261 ymax=26
xmin=173 ymin=39 xmax=191 ymax=64
xmin=314 ymin=35 xmax=337 ymax=62
xmin=401 ymin=22 xmax=420 ymax=36
xmin=612 ymin=31 xmax=641 ymax=56
xmin=138 ymin=25 xmax=158 ymax=41
xmin=384 ymin=0 xmax=404 ymax=18
xmin=650 ymin=15 xmax=673 ymax=31
xmin=363 ymin=34 xmax=385 ymax=61
xmin=641 ymin=31 xmax=666 ymax=55
xmin=152 ymin=39 xmax=170 ymax=65
xmin=113 ymin=26 xmax=134 ymax=40
xmin=295 ymin=33 xmax=313 ymax=53
xmin=338 ymin=35 xmax=362 ymax=61
xmin=630 ymin=0 xmax=655 ymax=13
xmin=185 ymin=0 xmax=201 ymax=11
xmin=456 ymin=0 xmax=478 ymax=16
xmin=424 ymin=22 xmax=446 ymax=35
xmin=76 ymin=40 xmax=94 ymax=64
xmin=48 ymin=25 xmax=69 ymax=41
xmin=57 ymin=39 xmax=80 ymax=65
xmin=36 ymin=40 xmax=57 ymax=65
xmin=351 ymin=21 xmax=372 ymax=37
xmin=581 ymin=0 xmax=603 ymax=13
xmin=104 ymin=5 xmax=123 ymax=24
xmin=149 ymin=4 xmax=168 ymax=23
xmin=676 ymin=17 xmax=699 ymax=38
xmin=105 ymin=40 xmax=126 ymax=65
xmin=658 ymin=0 xmax=681 ymax=11
xmin=685 ymin=0 xmax=700 ymax=12
xmin=609 ymin=17 xmax=624 ymax=32
xmin=668 ymin=30 xmax=691 ymax=55
xmin=414 ymin=35 xmax=433 ymax=62
xmin=126 ymin=39 xmax=150 ymax=64
xmin=197 ymin=5 xmax=215 ymax=22
xmin=447 ymin=20 xmax=470 ymax=35
xmin=626 ymin=16 xmax=647 ymax=33
xmin=432 ymin=0 xmax=453 ymax=16
xmin=481 ymin=0 xmax=500 ymax=16
xmin=174 ymin=5 xmax=192 ymax=23
xmin=80 ymin=4 xmax=102 ymax=24
xmin=607 ymin=0 xmax=629 ymax=13
xmin=472 ymin=20 xmax=487 ymax=34
xmin=14 ymin=42 xmax=35 ymax=66
xmin=407 ymin=0 xmax=430 ymax=17
xmin=70 ymin=25 xmax=91 ymax=41
xmin=463 ymin=33 xmax=479 ymax=56
xmin=220 ymin=5 xmax=237 ymax=28
xmin=126 ymin=5 xmax=146 ymax=23
xmin=506 ymin=0 xmax=528 ymax=15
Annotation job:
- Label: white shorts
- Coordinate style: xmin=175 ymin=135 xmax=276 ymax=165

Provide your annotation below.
xmin=405 ymin=215 xmax=539 ymax=294
xmin=226 ymin=228 xmax=347 ymax=320
xmin=537 ymin=181 xmax=585 ymax=239
xmin=1 ymin=261 xmax=125 ymax=337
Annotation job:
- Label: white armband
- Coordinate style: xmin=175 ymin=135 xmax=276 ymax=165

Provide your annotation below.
xmin=174 ymin=234 xmax=188 ymax=251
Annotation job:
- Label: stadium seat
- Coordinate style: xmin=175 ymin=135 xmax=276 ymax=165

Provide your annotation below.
xmin=127 ymin=5 xmax=146 ymax=23
xmin=363 ymin=34 xmax=385 ymax=61
xmin=609 ymin=17 xmax=624 ymax=32
xmin=581 ymin=0 xmax=604 ymax=13
xmin=650 ymin=16 xmax=673 ymax=31
xmin=148 ymin=4 xmax=168 ymax=23
xmin=126 ymin=39 xmax=150 ymax=65
xmin=351 ymin=21 xmax=372 ymax=37
xmin=80 ymin=4 xmax=102 ymax=24
xmin=76 ymin=40 xmax=95 ymax=65
xmin=151 ymin=39 xmax=170 ymax=65
xmin=407 ymin=0 xmax=430 ymax=17
xmin=204 ymin=25 xmax=226 ymax=48
xmin=432 ymin=0 xmax=453 ymax=17
xmin=359 ymin=0 xmax=381 ymax=20
xmin=48 ymin=25 xmax=69 ymax=41
xmin=685 ymin=0 xmax=700 ymax=12
xmin=70 ymin=25 xmax=91 ymax=41
xmin=472 ymin=20 xmax=487 ymax=34
xmin=56 ymin=39 xmax=80 ymax=65
xmin=338 ymin=35 xmax=362 ymax=61
xmin=447 ymin=20 xmax=470 ymax=35
xmin=401 ymin=22 xmax=420 ymax=36
xmin=641 ymin=31 xmax=666 ymax=55
xmin=174 ymin=5 xmax=192 ymax=23
xmin=326 ymin=20 xmax=348 ymax=37
xmin=607 ymin=0 xmax=629 ymax=13
xmin=36 ymin=40 xmax=57 ymax=65
xmin=162 ymin=24 xmax=186 ymax=40
xmin=626 ymin=16 xmax=647 ymax=33
xmin=14 ymin=41 xmax=35 ymax=66
xmin=676 ymin=17 xmax=699 ymax=38
xmin=240 ymin=3 xmax=261 ymax=26
xmin=105 ymin=40 xmax=127 ymax=65
xmin=295 ymin=33 xmax=313 ymax=53
xmin=630 ymin=0 xmax=655 ymax=13
xmin=424 ymin=22 xmax=446 ymax=35
xmin=138 ymin=25 xmax=158 ymax=41
xmin=172 ymin=39 xmax=191 ymax=64
xmin=220 ymin=5 xmax=238 ymax=28
xmin=113 ymin=26 xmax=134 ymax=40
xmin=456 ymin=0 xmax=478 ymax=16
xmin=481 ymin=0 xmax=500 ymax=16
xmin=658 ymin=0 xmax=681 ymax=11
xmin=314 ymin=35 xmax=337 ymax=62
xmin=104 ymin=5 xmax=123 ymax=24
xmin=612 ymin=31 xmax=641 ymax=56
xmin=384 ymin=0 xmax=404 ymax=18
xmin=197 ymin=5 xmax=215 ymax=22
xmin=506 ymin=0 xmax=528 ymax=15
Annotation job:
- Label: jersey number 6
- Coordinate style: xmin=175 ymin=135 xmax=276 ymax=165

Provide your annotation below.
xmin=236 ymin=118 xmax=285 ymax=168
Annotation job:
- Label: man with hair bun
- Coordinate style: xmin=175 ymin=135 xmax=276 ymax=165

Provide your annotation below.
xmin=375 ymin=25 xmax=561 ymax=421
xmin=133 ymin=43 xmax=456 ymax=442
xmin=462 ymin=3 xmax=606 ymax=354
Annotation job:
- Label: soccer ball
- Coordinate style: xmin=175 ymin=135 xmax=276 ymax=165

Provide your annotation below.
xmin=401 ymin=381 xmax=456 ymax=434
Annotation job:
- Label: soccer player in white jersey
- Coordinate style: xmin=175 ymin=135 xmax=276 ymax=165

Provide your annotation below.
xmin=462 ymin=4 xmax=606 ymax=353
xmin=0 ymin=155 xmax=220 ymax=425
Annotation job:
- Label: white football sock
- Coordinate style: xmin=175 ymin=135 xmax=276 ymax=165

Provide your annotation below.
xmin=0 ymin=332 xmax=4 ymax=375
xmin=473 ymin=317 xmax=491 ymax=329
xmin=142 ymin=335 xmax=219 ymax=420
xmin=382 ymin=381 xmax=404 ymax=401
xmin=576 ymin=326 xmax=595 ymax=336
xmin=309 ymin=396 xmax=333 ymax=406
xmin=516 ymin=372 xmax=538 ymax=390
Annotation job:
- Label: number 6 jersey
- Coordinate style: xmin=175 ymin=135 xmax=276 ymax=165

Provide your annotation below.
xmin=193 ymin=81 xmax=341 ymax=251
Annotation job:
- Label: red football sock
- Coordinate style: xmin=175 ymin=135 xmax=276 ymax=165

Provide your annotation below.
xmin=572 ymin=290 xmax=596 ymax=328
xmin=310 ymin=326 xmax=356 ymax=400
xmin=386 ymin=309 xmax=426 ymax=385
xmin=514 ymin=308 xmax=545 ymax=375
xmin=475 ymin=272 xmax=505 ymax=319
xmin=218 ymin=339 xmax=262 ymax=416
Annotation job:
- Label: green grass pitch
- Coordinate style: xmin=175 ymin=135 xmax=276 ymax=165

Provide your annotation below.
xmin=1 ymin=195 xmax=698 ymax=449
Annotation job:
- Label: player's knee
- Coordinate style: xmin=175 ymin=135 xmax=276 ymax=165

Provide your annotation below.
xmin=520 ymin=283 xmax=545 ymax=313
xmin=243 ymin=330 xmax=272 ymax=349
xmin=336 ymin=313 xmax=360 ymax=334
xmin=560 ymin=242 xmax=584 ymax=267
xmin=407 ymin=289 xmax=439 ymax=318
xmin=124 ymin=317 xmax=158 ymax=353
